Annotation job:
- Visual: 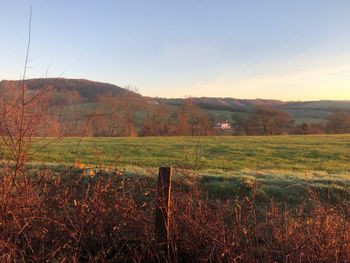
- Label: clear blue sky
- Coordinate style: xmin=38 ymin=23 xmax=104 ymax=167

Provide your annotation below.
xmin=1 ymin=0 xmax=350 ymax=100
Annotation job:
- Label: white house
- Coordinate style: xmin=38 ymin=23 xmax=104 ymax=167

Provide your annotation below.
xmin=216 ymin=121 xmax=232 ymax=130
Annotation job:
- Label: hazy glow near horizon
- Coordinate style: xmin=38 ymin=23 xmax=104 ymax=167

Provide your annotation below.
xmin=0 ymin=0 xmax=350 ymax=100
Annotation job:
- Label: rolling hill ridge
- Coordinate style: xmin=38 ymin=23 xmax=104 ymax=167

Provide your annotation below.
xmin=1 ymin=78 xmax=349 ymax=123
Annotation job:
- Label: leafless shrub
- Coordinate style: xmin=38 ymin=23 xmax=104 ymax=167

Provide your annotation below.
xmin=0 ymin=167 xmax=349 ymax=262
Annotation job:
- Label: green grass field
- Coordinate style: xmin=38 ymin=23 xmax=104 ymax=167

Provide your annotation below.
xmin=30 ymin=135 xmax=350 ymax=172
xmin=2 ymin=134 xmax=350 ymax=203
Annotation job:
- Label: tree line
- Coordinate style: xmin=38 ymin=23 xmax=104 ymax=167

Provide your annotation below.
xmin=1 ymin=84 xmax=350 ymax=137
xmin=55 ymin=90 xmax=350 ymax=137
xmin=233 ymin=106 xmax=350 ymax=135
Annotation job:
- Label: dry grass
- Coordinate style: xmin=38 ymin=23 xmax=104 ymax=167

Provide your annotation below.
xmin=0 ymin=164 xmax=349 ymax=262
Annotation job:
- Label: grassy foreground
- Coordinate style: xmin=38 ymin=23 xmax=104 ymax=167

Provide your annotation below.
xmin=15 ymin=134 xmax=347 ymax=203
xmin=30 ymin=134 xmax=350 ymax=171
xmin=2 ymin=134 xmax=349 ymax=203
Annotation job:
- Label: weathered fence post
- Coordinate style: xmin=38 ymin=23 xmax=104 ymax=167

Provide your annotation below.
xmin=155 ymin=166 xmax=172 ymax=256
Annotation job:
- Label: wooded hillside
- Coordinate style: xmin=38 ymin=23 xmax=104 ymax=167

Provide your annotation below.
xmin=1 ymin=78 xmax=350 ymax=136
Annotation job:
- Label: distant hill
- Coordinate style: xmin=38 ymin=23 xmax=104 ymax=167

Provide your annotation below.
xmin=155 ymin=97 xmax=285 ymax=112
xmin=1 ymin=78 xmax=350 ymax=124
xmin=156 ymin=97 xmax=350 ymax=112
xmin=156 ymin=97 xmax=350 ymax=123
xmin=0 ymin=78 xmax=128 ymax=102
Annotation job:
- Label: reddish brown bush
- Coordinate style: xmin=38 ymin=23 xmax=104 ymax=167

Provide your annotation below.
xmin=0 ymin=165 xmax=349 ymax=262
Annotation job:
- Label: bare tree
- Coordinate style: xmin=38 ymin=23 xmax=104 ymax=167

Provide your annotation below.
xmin=141 ymin=104 xmax=173 ymax=136
xmin=120 ymin=86 xmax=145 ymax=136
xmin=249 ymin=106 xmax=294 ymax=135
xmin=0 ymin=8 xmax=61 ymax=189
xmin=326 ymin=110 xmax=350 ymax=134
xmin=97 ymin=87 xmax=145 ymax=136
xmin=95 ymin=94 xmax=127 ymax=136
xmin=175 ymin=99 xmax=212 ymax=136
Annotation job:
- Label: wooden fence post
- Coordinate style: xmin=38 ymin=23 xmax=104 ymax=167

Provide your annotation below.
xmin=155 ymin=166 xmax=172 ymax=255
